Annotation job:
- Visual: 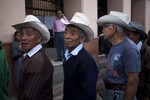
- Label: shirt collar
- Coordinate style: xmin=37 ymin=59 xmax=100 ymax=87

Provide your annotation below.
xmin=65 ymin=43 xmax=83 ymax=59
xmin=137 ymin=41 xmax=143 ymax=50
xmin=23 ymin=44 xmax=42 ymax=58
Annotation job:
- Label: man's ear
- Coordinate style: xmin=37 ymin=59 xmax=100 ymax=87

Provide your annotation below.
xmin=80 ymin=36 xmax=86 ymax=43
xmin=136 ymin=34 xmax=141 ymax=40
xmin=37 ymin=35 xmax=42 ymax=43
xmin=112 ymin=25 xmax=117 ymax=33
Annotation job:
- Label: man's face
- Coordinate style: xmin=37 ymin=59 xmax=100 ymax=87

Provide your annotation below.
xmin=15 ymin=33 xmax=21 ymax=41
xmin=20 ymin=27 xmax=41 ymax=52
xmin=102 ymin=24 xmax=115 ymax=40
xmin=127 ymin=31 xmax=139 ymax=44
xmin=57 ymin=11 xmax=63 ymax=18
xmin=64 ymin=25 xmax=85 ymax=52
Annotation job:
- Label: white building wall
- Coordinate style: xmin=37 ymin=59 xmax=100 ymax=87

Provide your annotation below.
xmin=64 ymin=0 xmax=82 ymax=20
xmin=64 ymin=0 xmax=98 ymax=37
xmin=145 ymin=0 xmax=150 ymax=33
xmin=81 ymin=0 xmax=98 ymax=37
xmin=0 ymin=0 xmax=25 ymax=42
xmin=123 ymin=0 xmax=131 ymax=22
xmin=107 ymin=0 xmax=131 ymax=22
xmin=107 ymin=0 xmax=123 ymax=13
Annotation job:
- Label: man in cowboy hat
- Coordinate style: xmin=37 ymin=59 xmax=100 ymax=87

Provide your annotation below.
xmin=12 ymin=15 xmax=54 ymax=100
xmin=61 ymin=12 xmax=99 ymax=100
xmin=97 ymin=11 xmax=141 ymax=100
xmin=128 ymin=21 xmax=150 ymax=100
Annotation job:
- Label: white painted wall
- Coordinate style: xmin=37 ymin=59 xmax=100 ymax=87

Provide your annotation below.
xmin=64 ymin=0 xmax=81 ymax=20
xmin=145 ymin=0 xmax=150 ymax=33
xmin=82 ymin=0 xmax=98 ymax=37
xmin=0 ymin=0 xmax=25 ymax=42
xmin=132 ymin=0 xmax=145 ymax=24
xmin=64 ymin=0 xmax=98 ymax=37
xmin=107 ymin=0 xmax=131 ymax=22
xmin=123 ymin=0 xmax=131 ymax=22
xmin=107 ymin=0 xmax=122 ymax=13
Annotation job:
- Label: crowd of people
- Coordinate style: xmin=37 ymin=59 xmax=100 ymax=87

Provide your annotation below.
xmin=0 ymin=10 xmax=150 ymax=100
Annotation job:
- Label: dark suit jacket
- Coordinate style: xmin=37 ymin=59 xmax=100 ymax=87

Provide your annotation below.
xmin=18 ymin=49 xmax=54 ymax=100
xmin=138 ymin=43 xmax=150 ymax=97
xmin=63 ymin=48 xmax=99 ymax=100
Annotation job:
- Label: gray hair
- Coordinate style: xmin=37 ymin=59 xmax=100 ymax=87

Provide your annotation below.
xmin=34 ymin=29 xmax=42 ymax=43
xmin=106 ymin=24 xmax=127 ymax=35
xmin=115 ymin=25 xmax=127 ymax=34
xmin=77 ymin=28 xmax=86 ymax=38
xmin=34 ymin=29 xmax=42 ymax=38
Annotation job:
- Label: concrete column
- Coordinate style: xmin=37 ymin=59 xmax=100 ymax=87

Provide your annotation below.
xmin=81 ymin=0 xmax=97 ymax=37
xmin=107 ymin=0 xmax=131 ymax=22
xmin=107 ymin=0 xmax=123 ymax=13
xmin=63 ymin=0 xmax=81 ymax=20
xmin=123 ymin=0 xmax=131 ymax=22
xmin=0 ymin=0 xmax=25 ymax=43
xmin=145 ymin=0 xmax=150 ymax=33
xmin=131 ymin=0 xmax=146 ymax=31
xmin=64 ymin=0 xmax=97 ymax=37
xmin=0 ymin=0 xmax=25 ymax=96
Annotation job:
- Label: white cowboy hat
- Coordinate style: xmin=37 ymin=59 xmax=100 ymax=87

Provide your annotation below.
xmin=61 ymin=12 xmax=94 ymax=42
xmin=97 ymin=11 xmax=134 ymax=31
xmin=12 ymin=15 xmax=50 ymax=44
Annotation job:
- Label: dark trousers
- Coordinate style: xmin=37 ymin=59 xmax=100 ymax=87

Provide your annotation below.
xmin=136 ymin=87 xmax=150 ymax=100
xmin=54 ymin=32 xmax=66 ymax=60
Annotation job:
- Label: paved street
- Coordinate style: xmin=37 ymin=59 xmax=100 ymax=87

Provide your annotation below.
xmin=9 ymin=48 xmax=106 ymax=100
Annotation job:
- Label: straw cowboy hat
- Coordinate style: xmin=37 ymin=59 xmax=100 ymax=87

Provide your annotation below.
xmin=128 ymin=21 xmax=148 ymax=40
xmin=61 ymin=12 xmax=94 ymax=42
xmin=97 ymin=11 xmax=134 ymax=31
xmin=12 ymin=15 xmax=50 ymax=44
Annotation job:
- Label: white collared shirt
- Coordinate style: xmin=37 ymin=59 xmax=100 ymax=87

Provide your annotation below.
xmin=65 ymin=43 xmax=83 ymax=60
xmin=23 ymin=44 xmax=42 ymax=58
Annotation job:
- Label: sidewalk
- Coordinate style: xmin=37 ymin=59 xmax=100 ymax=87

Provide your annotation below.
xmin=44 ymin=48 xmax=63 ymax=66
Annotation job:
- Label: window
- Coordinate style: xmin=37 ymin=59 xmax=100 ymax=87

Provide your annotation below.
xmin=25 ymin=0 xmax=63 ymax=16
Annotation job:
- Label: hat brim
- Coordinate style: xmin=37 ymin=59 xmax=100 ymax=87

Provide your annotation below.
xmin=132 ymin=28 xmax=148 ymax=40
xmin=12 ymin=21 xmax=50 ymax=44
xmin=61 ymin=19 xmax=94 ymax=42
xmin=72 ymin=23 xmax=94 ymax=42
xmin=97 ymin=15 xmax=135 ymax=31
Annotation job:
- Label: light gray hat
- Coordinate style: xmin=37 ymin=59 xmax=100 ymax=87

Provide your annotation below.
xmin=97 ymin=11 xmax=134 ymax=31
xmin=128 ymin=21 xmax=148 ymax=40
xmin=61 ymin=12 xmax=94 ymax=42
xmin=12 ymin=15 xmax=50 ymax=44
